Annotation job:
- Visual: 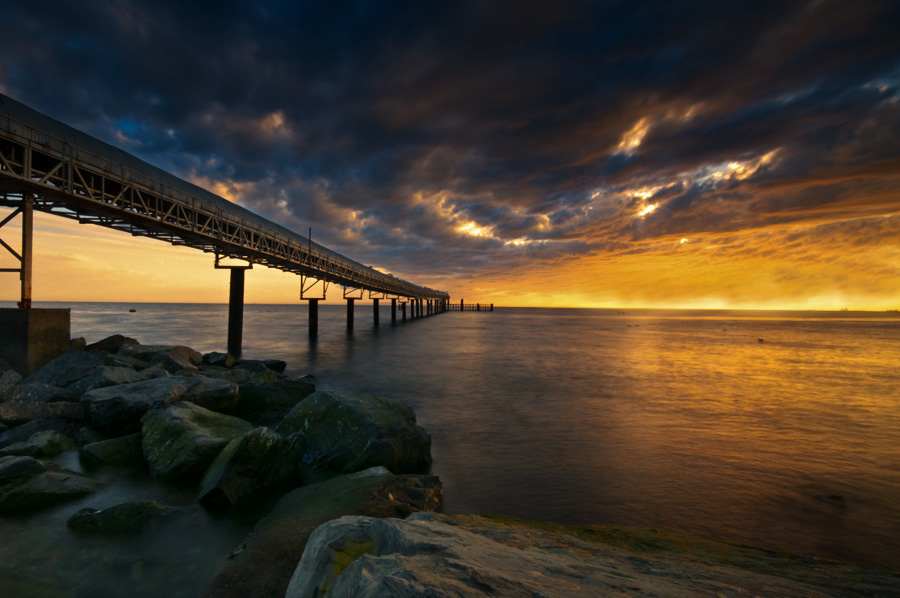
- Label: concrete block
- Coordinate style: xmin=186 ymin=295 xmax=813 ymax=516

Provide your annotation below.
xmin=0 ymin=309 xmax=71 ymax=375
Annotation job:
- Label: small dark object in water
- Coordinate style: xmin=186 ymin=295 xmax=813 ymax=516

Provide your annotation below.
xmin=129 ymin=308 xmax=137 ymax=313
xmin=758 ymin=338 xmax=764 ymax=343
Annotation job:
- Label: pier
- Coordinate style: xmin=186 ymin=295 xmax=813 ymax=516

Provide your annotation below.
xmin=0 ymin=94 xmax=453 ymax=372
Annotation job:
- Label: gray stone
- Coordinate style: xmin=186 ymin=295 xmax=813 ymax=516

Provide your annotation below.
xmin=198 ymin=427 xmax=303 ymax=511
xmin=70 ymin=337 xmax=87 ymax=350
xmin=0 ymin=430 xmax=77 ymax=457
xmin=136 ymin=363 xmax=170 ymax=380
xmin=237 ymin=377 xmax=315 ymax=414
xmin=21 ymin=350 xmax=103 ymax=391
xmin=0 ymin=369 xmax=23 ymax=392
xmin=0 ymin=419 xmax=67 ymax=448
xmin=86 ymin=334 xmax=140 ymax=354
xmin=103 ymin=353 xmax=149 ymax=370
xmin=276 ymin=391 xmax=431 ymax=474
xmin=0 ymin=455 xmax=47 ymax=480
xmin=80 ymin=376 xmax=192 ymax=433
xmin=202 ymin=467 xmax=442 ymax=598
xmin=0 ymin=382 xmax=79 ymax=403
xmin=119 ymin=344 xmax=202 ymax=366
xmin=0 ymin=402 xmax=85 ymax=426
xmin=181 ymin=375 xmax=240 ymax=412
xmin=67 ymin=500 xmax=184 ymax=533
xmin=203 ymin=352 xmax=236 ymax=368
xmin=141 ymin=402 xmax=253 ymax=482
xmin=0 ymin=470 xmax=103 ymax=513
xmin=79 ymin=433 xmax=144 ymax=466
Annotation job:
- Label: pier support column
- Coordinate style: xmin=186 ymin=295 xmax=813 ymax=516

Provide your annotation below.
xmin=18 ymin=195 xmax=33 ymax=309
xmin=391 ymin=298 xmax=397 ymax=322
xmin=373 ymin=298 xmax=379 ymax=326
xmin=347 ymin=298 xmax=355 ymax=331
xmin=227 ymin=268 xmax=246 ymax=356
xmin=307 ymin=299 xmax=319 ymax=338
xmin=401 ymin=302 xmax=407 ymax=321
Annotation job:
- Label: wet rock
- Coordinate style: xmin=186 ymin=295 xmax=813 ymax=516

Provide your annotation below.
xmin=0 ymin=430 xmax=77 ymax=457
xmin=275 ymin=391 xmax=432 ymax=474
xmin=237 ymin=377 xmax=315 ymax=414
xmin=141 ymin=401 xmax=252 ymax=482
xmin=0 ymin=382 xmax=80 ymax=403
xmin=81 ymin=376 xmax=191 ymax=433
xmin=0 ymin=469 xmax=104 ymax=513
xmin=67 ymin=500 xmax=185 ymax=533
xmin=0 ymin=455 xmax=47 ymax=480
xmin=86 ymin=334 xmax=140 ymax=354
xmin=198 ymin=427 xmax=303 ymax=511
xmin=70 ymin=337 xmax=87 ymax=350
xmin=0 ymin=402 xmax=85 ymax=427
xmin=202 ymin=466 xmax=442 ymax=598
xmin=259 ymin=359 xmax=287 ymax=374
xmin=181 ymin=375 xmax=240 ymax=412
xmin=79 ymin=433 xmax=144 ymax=467
xmin=203 ymin=352 xmax=235 ymax=368
xmin=234 ymin=359 xmax=285 ymax=376
xmin=119 ymin=345 xmax=202 ymax=373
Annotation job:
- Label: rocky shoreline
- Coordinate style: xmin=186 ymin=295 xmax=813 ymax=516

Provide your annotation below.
xmin=1 ymin=335 xmax=898 ymax=597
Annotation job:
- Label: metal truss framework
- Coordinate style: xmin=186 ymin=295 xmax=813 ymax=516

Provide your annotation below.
xmin=0 ymin=98 xmax=449 ymax=302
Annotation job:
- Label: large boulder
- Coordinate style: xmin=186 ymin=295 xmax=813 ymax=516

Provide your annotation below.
xmin=0 ymin=419 xmax=68 ymax=449
xmin=81 ymin=376 xmax=191 ymax=433
xmin=0 ymin=369 xmax=22 ymax=393
xmin=0 ymin=469 xmax=104 ymax=513
xmin=0 ymin=455 xmax=47 ymax=480
xmin=237 ymin=377 xmax=315 ymax=414
xmin=20 ymin=350 xmax=104 ymax=393
xmin=0 ymin=402 xmax=85 ymax=427
xmin=67 ymin=500 xmax=185 ymax=533
xmin=118 ymin=345 xmax=202 ymax=375
xmin=275 ymin=391 xmax=431 ymax=474
xmin=198 ymin=427 xmax=303 ymax=511
xmin=141 ymin=402 xmax=253 ymax=482
xmin=0 ymin=382 xmax=80 ymax=403
xmin=202 ymin=467 xmax=442 ymax=598
xmin=181 ymin=376 xmax=240 ymax=412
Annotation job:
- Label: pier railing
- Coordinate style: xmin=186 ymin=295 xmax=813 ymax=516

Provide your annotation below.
xmin=447 ymin=301 xmax=494 ymax=311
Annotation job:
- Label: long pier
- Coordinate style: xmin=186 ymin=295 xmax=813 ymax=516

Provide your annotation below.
xmin=0 ymin=94 xmax=452 ymax=371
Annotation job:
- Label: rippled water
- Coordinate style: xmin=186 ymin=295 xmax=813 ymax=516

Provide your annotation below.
xmin=3 ymin=302 xmax=900 ymax=588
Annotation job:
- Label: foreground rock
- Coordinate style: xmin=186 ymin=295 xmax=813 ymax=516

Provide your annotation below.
xmin=0 ymin=401 xmax=85 ymax=427
xmin=287 ymin=513 xmax=900 ymax=598
xmin=202 ymin=466 xmax=442 ymax=598
xmin=276 ymin=391 xmax=431 ymax=473
xmin=141 ymin=402 xmax=252 ymax=482
xmin=79 ymin=433 xmax=144 ymax=467
xmin=198 ymin=427 xmax=303 ymax=511
xmin=67 ymin=500 xmax=185 ymax=533
xmin=0 ymin=469 xmax=104 ymax=513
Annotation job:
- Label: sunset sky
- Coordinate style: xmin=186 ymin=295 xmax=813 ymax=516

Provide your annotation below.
xmin=1 ymin=1 xmax=898 ymax=309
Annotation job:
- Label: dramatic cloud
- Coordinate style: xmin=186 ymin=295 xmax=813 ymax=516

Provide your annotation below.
xmin=1 ymin=0 xmax=898 ymax=307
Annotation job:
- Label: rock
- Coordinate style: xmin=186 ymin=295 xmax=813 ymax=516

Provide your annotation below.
xmin=81 ymin=376 xmax=191 ymax=433
xmin=141 ymin=402 xmax=253 ymax=482
xmin=0 ymin=419 xmax=67 ymax=448
xmin=67 ymin=501 xmax=184 ymax=533
xmin=203 ymin=352 xmax=236 ymax=368
xmin=86 ymin=334 xmax=140 ymax=354
xmin=70 ymin=337 xmax=87 ymax=350
xmin=0 ymin=382 xmax=80 ymax=403
xmin=0 ymin=369 xmax=23 ymax=392
xmin=288 ymin=513 xmax=900 ymax=598
xmin=79 ymin=433 xmax=144 ymax=466
xmin=0 ymin=402 xmax=85 ymax=427
xmin=275 ymin=391 xmax=431 ymax=474
xmin=234 ymin=359 xmax=285 ymax=376
xmin=103 ymin=353 xmax=149 ymax=370
xmin=181 ymin=375 xmax=240 ymax=412
xmin=119 ymin=344 xmax=202 ymax=368
xmin=198 ymin=427 xmax=303 ymax=511
xmin=260 ymin=359 xmax=288 ymax=373
xmin=21 ymin=350 xmax=104 ymax=392
xmin=237 ymin=378 xmax=315 ymax=414
xmin=136 ymin=363 xmax=170 ymax=380
xmin=0 ymin=430 xmax=77 ymax=457
xmin=0 ymin=470 xmax=104 ymax=513
xmin=0 ymin=455 xmax=47 ymax=480
xmin=202 ymin=467 xmax=442 ymax=598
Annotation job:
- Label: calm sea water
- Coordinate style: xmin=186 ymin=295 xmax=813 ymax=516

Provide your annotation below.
xmin=2 ymin=302 xmax=899 ymax=591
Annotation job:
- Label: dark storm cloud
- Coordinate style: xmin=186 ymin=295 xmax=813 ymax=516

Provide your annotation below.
xmin=2 ymin=0 xmax=899 ymax=276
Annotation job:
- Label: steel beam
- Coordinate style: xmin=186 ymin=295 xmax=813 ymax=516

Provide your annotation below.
xmin=18 ymin=195 xmax=32 ymax=309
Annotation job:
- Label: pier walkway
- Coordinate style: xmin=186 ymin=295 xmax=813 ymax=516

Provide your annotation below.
xmin=0 ymin=94 xmax=451 ymax=366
